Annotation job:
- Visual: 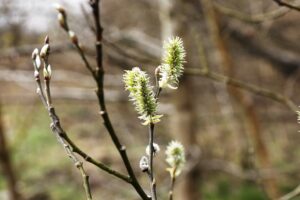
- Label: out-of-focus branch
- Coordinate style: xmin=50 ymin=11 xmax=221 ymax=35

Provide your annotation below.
xmin=273 ymin=0 xmax=300 ymax=12
xmin=186 ymin=68 xmax=297 ymax=111
xmin=228 ymin=21 xmax=300 ymax=75
xmin=0 ymin=103 xmax=21 ymax=200
xmin=279 ymin=184 xmax=300 ymax=200
xmin=214 ymin=2 xmax=291 ymax=23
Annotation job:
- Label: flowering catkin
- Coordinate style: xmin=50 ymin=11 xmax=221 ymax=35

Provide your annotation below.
xmin=165 ymin=140 xmax=185 ymax=177
xmin=159 ymin=37 xmax=186 ymax=89
xmin=123 ymin=67 xmax=162 ymax=125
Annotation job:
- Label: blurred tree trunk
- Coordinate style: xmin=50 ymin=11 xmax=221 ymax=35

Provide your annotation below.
xmin=0 ymin=103 xmax=21 ymax=200
xmin=159 ymin=0 xmax=202 ymax=199
xmin=200 ymin=0 xmax=279 ymax=198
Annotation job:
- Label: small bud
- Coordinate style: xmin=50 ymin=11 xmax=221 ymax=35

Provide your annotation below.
xmin=68 ymin=31 xmax=78 ymax=45
xmin=35 ymin=55 xmax=41 ymax=71
xmin=32 ymin=48 xmax=41 ymax=71
xmin=47 ymin=64 xmax=52 ymax=77
xmin=155 ymin=66 xmax=161 ymax=78
xmin=139 ymin=156 xmax=149 ymax=172
xmin=57 ymin=13 xmax=67 ymax=30
xmin=44 ymin=35 xmax=49 ymax=44
xmin=32 ymin=48 xmax=39 ymax=60
xmin=34 ymin=70 xmax=39 ymax=79
xmin=40 ymin=44 xmax=50 ymax=59
xmin=146 ymin=143 xmax=160 ymax=156
xmin=55 ymin=4 xmax=68 ymax=30
xmin=43 ymin=64 xmax=52 ymax=80
xmin=54 ymin=4 xmax=66 ymax=15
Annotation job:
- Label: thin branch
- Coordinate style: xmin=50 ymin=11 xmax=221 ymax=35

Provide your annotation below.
xmin=186 ymin=68 xmax=298 ymax=111
xmin=89 ymin=1 xmax=150 ymax=199
xmin=61 ymin=132 xmax=130 ymax=183
xmin=38 ymin=52 xmax=94 ymax=200
xmin=32 ymin=44 xmax=132 ymax=199
xmin=214 ymin=2 xmax=291 ymax=23
xmin=273 ymin=0 xmax=300 ymax=12
xmin=37 ymin=69 xmax=129 ymax=183
xmin=49 ymin=113 xmax=93 ymax=200
xmin=55 ymin=3 xmax=150 ymax=198
xmin=168 ymin=168 xmax=177 ymax=200
xmin=148 ymin=123 xmax=157 ymax=200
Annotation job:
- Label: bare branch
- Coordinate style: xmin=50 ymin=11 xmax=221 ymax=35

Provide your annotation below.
xmin=273 ymin=0 xmax=300 ymax=12
xmin=186 ymin=68 xmax=298 ymax=111
xmin=214 ymin=2 xmax=291 ymax=23
xmin=90 ymin=1 xmax=150 ymax=199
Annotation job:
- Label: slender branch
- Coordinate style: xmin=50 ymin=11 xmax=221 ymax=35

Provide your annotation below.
xmin=32 ymin=47 xmax=131 ymax=199
xmin=148 ymin=123 xmax=157 ymax=200
xmin=168 ymin=168 xmax=177 ymax=200
xmin=61 ymin=132 xmax=130 ymax=183
xmin=186 ymin=68 xmax=298 ymax=111
xmin=89 ymin=1 xmax=150 ymax=199
xmin=56 ymin=2 xmax=149 ymax=198
xmin=39 ymin=69 xmax=130 ymax=182
xmin=40 ymin=61 xmax=94 ymax=200
xmin=73 ymin=42 xmax=96 ymax=78
xmin=214 ymin=2 xmax=291 ymax=23
xmin=49 ymin=114 xmax=93 ymax=200
xmin=273 ymin=0 xmax=300 ymax=12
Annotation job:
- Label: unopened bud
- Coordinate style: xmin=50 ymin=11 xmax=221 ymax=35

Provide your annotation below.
xmin=43 ymin=64 xmax=52 ymax=80
xmin=35 ymin=55 xmax=41 ymax=71
xmin=44 ymin=35 xmax=49 ymax=44
xmin=34 ymin=70 xmax=39 ymax=79
xmin=146 ymin=143 xmax=160 ymax=157
xmin=40 ymin=44 xmax=50 ymax=59
xmin=155 ymin=66 xmax=161 ymax=77
xmin=32 ymin=48 xmax=39 ymax=60
xmin=57 ymin=13 xmax=67 ymax=30
xmin=68 ymin=31 xmax=78 ymax=44
xmin=139 ymin=156 xmax=149 ymax=172
xmin=54 ymin=4 xmax=66 ymax=15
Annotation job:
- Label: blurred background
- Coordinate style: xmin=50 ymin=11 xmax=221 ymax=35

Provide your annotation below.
xmin=1 ymin=0 xmax=300 ymax=199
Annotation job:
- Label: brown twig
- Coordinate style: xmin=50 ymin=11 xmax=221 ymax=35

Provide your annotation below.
xmin=186 ymin=68 xmax=298 ymax=112
xmin=148 ymin=123 xmax=157 ymax=200
xmin=168 ymin=167 xmax=177 ymax=200
xmin=49 ymin=108 xmax=93 ymax=200
xmin=32 ymin=42 xmax=132 ymax=200
xmin=273 ymin=0 xmax=300 ymax=12
xmin=55 ymin=4 xmax=150 ymax=199
xmin=89 ymin=1 xmax=149 ymax=199
xmin=214 ymin=2 xmax=291 ymax=23
xmin=36 ymin=47 xmax=94 ymax=199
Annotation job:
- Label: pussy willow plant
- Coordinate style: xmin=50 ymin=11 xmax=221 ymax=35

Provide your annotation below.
xmin=31 ymin=1 xmax=185 ymax=199
xmin=123 ymin=37 xmax=186 ymax=200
